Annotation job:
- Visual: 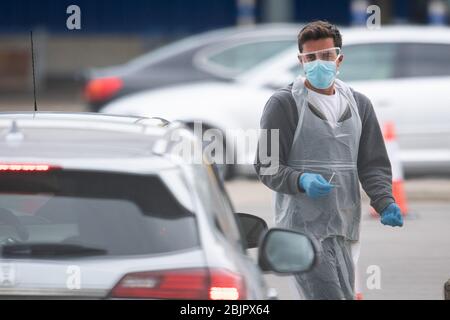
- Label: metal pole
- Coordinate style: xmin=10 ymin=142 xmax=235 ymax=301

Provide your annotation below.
xmin=237 ymin=0 xmax=256 ymax=25
xmin=428 ymin=0 xmax=448 ymax=25
xmin=261 ymin=0 xmax=294 ymax=23
xmin=351 ymin=0 xmax=369 ymax=26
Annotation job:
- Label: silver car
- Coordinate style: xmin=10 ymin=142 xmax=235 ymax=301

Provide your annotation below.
xmin=0 ymin=112 xmax=316 ymax=299
xmin=100 ymin=25 xmax=450 ymax=177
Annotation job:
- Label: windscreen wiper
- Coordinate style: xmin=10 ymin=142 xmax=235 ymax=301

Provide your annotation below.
xmin=1 ymin=243 xmax=107 ymax=258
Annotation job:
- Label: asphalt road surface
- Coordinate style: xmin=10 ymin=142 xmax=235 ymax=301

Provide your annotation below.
xmin=226 ymin=178 xmax=450 ymax=300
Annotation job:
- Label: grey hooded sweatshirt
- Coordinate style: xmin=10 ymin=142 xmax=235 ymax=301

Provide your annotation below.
xmin=254 ymin=83 xmax=395 ymax=215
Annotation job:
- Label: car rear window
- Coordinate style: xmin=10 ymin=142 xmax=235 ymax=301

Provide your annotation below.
xmin=0 ymin=169 xmax=199 ymax=257
xmin=204 ymin=39 xmax=295 ymax=76
xmin=338 ymin=43 xmax=397 ymax=81
xmin=396 ymin=43 xmax=450 ymax=78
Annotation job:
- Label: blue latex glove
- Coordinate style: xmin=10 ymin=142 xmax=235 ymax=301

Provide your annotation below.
xmin=380 ymin=203 xmax=403 ymax=227
xmin=299 ymin=173 xmax=334 ymax=199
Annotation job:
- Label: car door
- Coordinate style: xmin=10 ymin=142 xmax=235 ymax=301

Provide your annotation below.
xmin=203 ymin=164 xmax=269 ymax=299
xmin=339 ymin=42 xmax=450 ymax=173
xmin=278 ymin=41 xmax=450 ymax=173
xmin=390 ymin=43 xmax=450 ymax=171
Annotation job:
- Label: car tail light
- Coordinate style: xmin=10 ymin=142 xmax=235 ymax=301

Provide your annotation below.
xmin=110 ymin=268 xmax=246 ymax=300
xmin=84 ymin=77 xmax=123 ymax=103
xmin=209 ymin=269 xmax=245 ymax=300
xmin=0 ymin=163 xmax=59 ymax=172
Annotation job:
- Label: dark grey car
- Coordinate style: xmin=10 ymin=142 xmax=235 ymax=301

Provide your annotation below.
xmin=83 ymin=24 xmax=298 ymax=111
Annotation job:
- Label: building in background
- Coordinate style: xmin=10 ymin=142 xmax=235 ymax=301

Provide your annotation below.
xmin=0 ymin=0 xmax=448 ymax=91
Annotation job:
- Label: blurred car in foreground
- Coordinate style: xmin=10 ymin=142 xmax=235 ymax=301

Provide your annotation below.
xmin=0 ymin=112 xmax=317 ymax=299
xmin=100 ymin=25 xmax=450 ymax=177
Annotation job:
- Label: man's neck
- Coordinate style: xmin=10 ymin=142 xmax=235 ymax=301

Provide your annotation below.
xmin=305 ymin=79 xmax=335 ymax=95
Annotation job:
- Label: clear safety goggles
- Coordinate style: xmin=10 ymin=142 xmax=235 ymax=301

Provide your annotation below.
xmin=298 ymin=47 xmax=341 ymax=63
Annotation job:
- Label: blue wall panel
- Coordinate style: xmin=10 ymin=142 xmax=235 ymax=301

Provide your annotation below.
xmin=294 ymin=0 xmax=352 ymax=26
xmin=0 ymin=0 xmax=237 ymax=34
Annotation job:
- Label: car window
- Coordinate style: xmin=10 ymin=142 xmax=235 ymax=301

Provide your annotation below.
xmin=287 ymin=43 xmax=398 ymax=82
xmin=205 ymin=164 xmax=242 ymax=244
xmin=338 ymin=43 xmax=398 ymax=82
xmin=191 ymin=163 xmax=244 ymax=248
xmin=205 ymin=40 xmax=295 ymax=75
xmin=0 ymin=170 xmax=200 ymax=257
xmin=125 ymin=35 xmax=209 ymax=71
xmin=289 ymin=42 xmax=450 ymax=82
xmin=396 ymin=43 xmax=450 ymax=78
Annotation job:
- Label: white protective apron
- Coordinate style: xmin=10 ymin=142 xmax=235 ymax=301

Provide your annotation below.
xmin=274 ymin=77 xmax=362 ymax=242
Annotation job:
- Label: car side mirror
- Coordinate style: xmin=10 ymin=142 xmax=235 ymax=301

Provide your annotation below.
xmin=236 ymin=213 xmax=268 ymax=249
xmin=258 ymin=228 xmax=317 ymax=274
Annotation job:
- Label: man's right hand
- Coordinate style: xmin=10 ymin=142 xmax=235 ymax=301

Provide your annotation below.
xmin=299 ymin=173 xmax=334 ymax=199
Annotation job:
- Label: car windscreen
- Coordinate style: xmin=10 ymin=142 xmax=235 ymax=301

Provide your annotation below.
xmin=0 ymin=170 xmax=199 ymax=258
xmin=396 ymin=43 xmax=450 ymax=78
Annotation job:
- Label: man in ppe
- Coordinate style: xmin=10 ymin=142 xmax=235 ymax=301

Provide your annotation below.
xmin=254 ymin=20 xmax=403 ymax=300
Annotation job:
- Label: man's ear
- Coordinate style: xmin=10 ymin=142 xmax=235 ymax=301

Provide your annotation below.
xmin=337 ymin=54 xmax=344 ymax=68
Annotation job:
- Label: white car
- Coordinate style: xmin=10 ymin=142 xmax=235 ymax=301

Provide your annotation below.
xmin=101 ymin=25 xmax=450 ymax=178
xmin=0 ymin=112 xmax=317 ymax=299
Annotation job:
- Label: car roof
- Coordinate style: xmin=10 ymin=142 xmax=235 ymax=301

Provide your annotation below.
xmin=99 ymin=24 xmax=450 ymax=81
xmin=0 ymin=112 xmax=185 ymax=172
xmin=142 ymin=23 xmax=450 ymax=48
xmin=116 ymin=23 xmax=301 ymax=75
xmin=186 ymin=24 xmax=450 ymax=47
xmin=0 ymin=111 xmax=165 ymax=125
xmin=340 ymin=25 xmax=450 ymax=44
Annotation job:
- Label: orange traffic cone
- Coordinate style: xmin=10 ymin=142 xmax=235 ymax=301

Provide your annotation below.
xmin=370 ymin=121 xmax=408 ymax=217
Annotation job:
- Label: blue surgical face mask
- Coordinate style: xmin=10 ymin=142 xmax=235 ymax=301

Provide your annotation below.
xmin=303 ymin=59 xmax=338 ymax=89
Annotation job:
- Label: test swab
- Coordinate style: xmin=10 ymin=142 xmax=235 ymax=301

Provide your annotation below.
xmin=329 ymin=172 xmax=335 ymax=183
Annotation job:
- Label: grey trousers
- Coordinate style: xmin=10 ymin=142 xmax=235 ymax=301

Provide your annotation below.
xmin=294 ymin=236 xmax=355 ymax=300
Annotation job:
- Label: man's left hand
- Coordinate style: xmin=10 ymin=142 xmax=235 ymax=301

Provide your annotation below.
xmin=380 ymin=203 xmax=404 ymax=227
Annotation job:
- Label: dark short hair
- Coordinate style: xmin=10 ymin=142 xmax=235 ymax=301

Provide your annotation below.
xmin=297 ymin=20 xmax=342 ymax=52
